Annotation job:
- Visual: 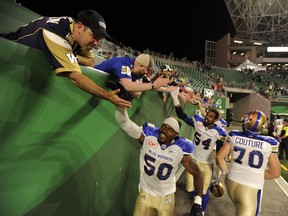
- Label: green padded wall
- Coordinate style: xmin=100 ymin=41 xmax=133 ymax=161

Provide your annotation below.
xmin=0 ymin=37 xmax=190 ymax=216
xmin=0 ymin=2 xmax=183 ymax=215
xmin=2 ymin=1 xmax=286 ymax=215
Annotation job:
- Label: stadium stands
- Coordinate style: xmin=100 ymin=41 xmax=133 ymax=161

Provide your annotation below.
xmin=0 ymin=1 xmax=287 ymax=216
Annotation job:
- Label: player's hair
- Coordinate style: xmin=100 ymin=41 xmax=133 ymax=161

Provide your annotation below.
xmin=208 ymin=109 xmax=219 ymax=120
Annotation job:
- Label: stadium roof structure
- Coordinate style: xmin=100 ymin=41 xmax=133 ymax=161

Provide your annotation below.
xmin=224 ymin=0 xmax=288 ymax=46
xmin=233 ymin=59 xmax=266 ymax=71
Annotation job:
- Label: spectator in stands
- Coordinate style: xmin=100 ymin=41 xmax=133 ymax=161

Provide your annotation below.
xmin=216 ymin=110 xmax=281 ymax=216
xmin=185 ymin=90 xmax=203 ymax=106
xmin=114 ymin=106 xmax=203 ymax=216
xmin=278 ymin=118 xmax=288 ymax=160
xmin=170 ymin=87 xmax=227 ymax=215
xmin=94 ymin=54 xmax=174 ymax=100
xmin=105 ymin=51 xmax=113 ymax=59
xmin=160 ymin=65 xmax=174 ymax=80
xmin=113 ymin=48 xmax=119 ymax=57
xmin=177 ymin=86 xmax=195 ymax=105
xmin=0 ymin=9 xmax=131 ymax=109
xmin=150 ymin=65 xmax=179 ymax=86
xmin=154 ymin=64 xmax=174 ymax=102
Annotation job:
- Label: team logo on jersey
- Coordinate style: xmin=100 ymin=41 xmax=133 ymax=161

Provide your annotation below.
xmin=168 ymin=149 xmax=179 ymax=157
xmin=66 ymin=53 xmax=78 ymax=63
xmin=165 ymin=197 xmax=172 ymax=204
xmin=140 ymin=194 xmax=147 ymax=200
xmin=147 ymin=140 xmax=157 ymax=148
xmin=121 ymin=66 xmax=132 ymax=76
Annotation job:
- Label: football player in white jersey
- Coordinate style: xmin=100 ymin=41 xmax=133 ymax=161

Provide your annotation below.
xmin=115 ymin=106 xmax=204 ymax=216
xmin=216 ymin=110 xmax=281 ymax=216
xmin=170 ymin=88 xmax=227 ymax=215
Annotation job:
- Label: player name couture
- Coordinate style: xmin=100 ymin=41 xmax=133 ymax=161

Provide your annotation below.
xmin=235 ymin=137 xmax=264 ymax=149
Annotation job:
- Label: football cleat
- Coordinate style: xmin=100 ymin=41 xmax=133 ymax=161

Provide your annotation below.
xmin=190 ymin=203 xmax=202 ymax=216
xmin=243 ymin=110 xmax=267 ymax=133
xmin=209 ymin=182 xmax=224 ymax=197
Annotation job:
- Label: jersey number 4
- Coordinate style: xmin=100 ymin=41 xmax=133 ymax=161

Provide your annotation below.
xmin=194 ymin=132 xmax=211 ymax=150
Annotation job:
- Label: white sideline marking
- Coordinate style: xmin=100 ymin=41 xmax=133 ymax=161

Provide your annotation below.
xmin=274 ymin=176 xmax=288 ymax=197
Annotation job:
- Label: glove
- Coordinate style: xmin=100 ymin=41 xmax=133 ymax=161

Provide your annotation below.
xmin=190 ymin=203 xmax=202 ymax=216
xmin=219 ymin=170 xmax=229 ymax=183
xmin=170 ymin=87 xmax=180 ymax=106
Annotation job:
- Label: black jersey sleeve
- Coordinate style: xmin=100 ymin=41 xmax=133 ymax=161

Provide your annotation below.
xmin=175 ymin=106 xmax=188 ymax=121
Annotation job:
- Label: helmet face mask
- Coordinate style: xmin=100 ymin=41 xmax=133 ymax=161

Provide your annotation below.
xmin=243 ymin=110 xmax=267 ymax=133
xmin=209 ymin=182 xmax=224 ymax=197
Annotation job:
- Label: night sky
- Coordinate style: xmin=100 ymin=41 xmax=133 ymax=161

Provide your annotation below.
xmin=18 ymin=0 xmax=236 ymax=61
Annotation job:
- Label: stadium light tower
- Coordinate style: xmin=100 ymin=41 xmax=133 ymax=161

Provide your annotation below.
xmin=224 ymin=0 xmax=288 ymax=46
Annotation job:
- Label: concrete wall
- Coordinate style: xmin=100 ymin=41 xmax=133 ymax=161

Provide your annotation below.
xmin=232 ymin=92 xmax=271 ymax=121
xmin=215 ymin=33 xmax=230 ymax=68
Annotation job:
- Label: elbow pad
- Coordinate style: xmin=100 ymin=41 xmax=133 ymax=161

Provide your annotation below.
xmin=175 ymin=106 xmax=187 ymax=120
xmin=115 ymin=107 xmax=142 ymax=139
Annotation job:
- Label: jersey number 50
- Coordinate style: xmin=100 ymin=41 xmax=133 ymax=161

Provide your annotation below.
xmin=144 ymin=154 xmax=173 ymax=180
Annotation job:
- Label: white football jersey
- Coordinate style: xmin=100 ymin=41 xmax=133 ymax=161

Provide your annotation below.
xmin=139 ymin=122 xmax=194 ymax=196
xmin=227 ymin=130 xmax=279 ymax=189
xmin=183 ymin=114 xmax=227 ymax=164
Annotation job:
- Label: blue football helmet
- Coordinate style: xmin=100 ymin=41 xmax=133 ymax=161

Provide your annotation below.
xmin=243 ymin=110 xmax=267 ymax=133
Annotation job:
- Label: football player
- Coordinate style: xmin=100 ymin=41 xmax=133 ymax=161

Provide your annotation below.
xmin=216 ymin=110 xmax=281 ymax=216
xmin=170 ymin=87 xmax=227 ymax=215
xmin=115 ymin=106 xmax=204 ymax=216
